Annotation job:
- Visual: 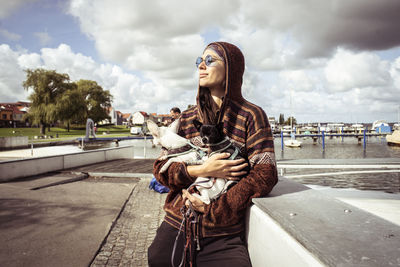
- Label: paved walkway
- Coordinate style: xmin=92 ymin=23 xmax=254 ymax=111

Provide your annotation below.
xmin=73 ymin=158 xmax=167 ymax=267
xmin=75 ymin=159 xmax=167 ymax=267
xmin=0 ymin=158 xmax=167 ymax=267
xmin=90 ymin=178 xmax=166 ymax=267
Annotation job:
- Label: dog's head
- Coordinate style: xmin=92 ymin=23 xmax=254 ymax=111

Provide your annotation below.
xmin=193 ymin=119 xmax=224 ymax=145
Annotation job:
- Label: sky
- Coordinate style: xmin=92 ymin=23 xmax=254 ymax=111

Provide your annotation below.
xmin=1 ymin=0 xmax=400 ymax=123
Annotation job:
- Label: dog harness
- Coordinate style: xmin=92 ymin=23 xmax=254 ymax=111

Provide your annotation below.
xmin=208 ymin=137 xmax=241 ymax=160
xmin=163 ymin=142 xmax=207 ymax=160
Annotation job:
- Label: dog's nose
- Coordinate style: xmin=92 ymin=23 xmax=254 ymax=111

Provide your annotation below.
xmin=202 ymin=137 xmax=208 ymax=144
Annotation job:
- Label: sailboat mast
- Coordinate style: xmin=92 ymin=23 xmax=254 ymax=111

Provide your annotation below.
xmin=290 ymin=89 xmax=293 ymax=130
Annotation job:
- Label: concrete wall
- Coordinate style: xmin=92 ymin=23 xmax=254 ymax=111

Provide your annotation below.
xmin=247 ymin=205 xmax=324 ymax=267
xmin=0 ymin=145 xmax=134 ymax=182
xmin=246 ymin=178 xmax=400 ymax=267
xmin=0 ymin=136 xmax=28 ymax=149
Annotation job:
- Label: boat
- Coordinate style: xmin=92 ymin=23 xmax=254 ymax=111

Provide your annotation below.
xmin=351 ymin=123 xmax=364 ymax=133
xmin=319 ymin=125 xmax=332 ymax=133
xmin=386 ymin=130 xmax=400 ymax=146
xmin=303 ymin=130 xmax=311 ymax=140
xmin=285 ymin=133 xmax=302 ymax=147
xmin=284 ymin=138 xmax=302 ymax=147
xmin=372 ymin=120 xmax=388 ymax=129
xmin=284 ymin=90 xmax=302 ymax=148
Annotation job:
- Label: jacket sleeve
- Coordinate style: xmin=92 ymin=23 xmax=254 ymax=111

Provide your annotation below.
xmin=202 ymin=123 xmax=278 ymax=226
xmin=153 ymin=155 xmax=196 ymax=192
xmin=202 ymin=161 xmax=277 ymax=226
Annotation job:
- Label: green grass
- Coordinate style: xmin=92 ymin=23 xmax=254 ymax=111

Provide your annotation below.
xmin=0 ymin=125 xmax=130 ymax=142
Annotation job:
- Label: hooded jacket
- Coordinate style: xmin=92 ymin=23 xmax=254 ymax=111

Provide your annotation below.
xmin=153 ymin=42 xmax=278 ymax=237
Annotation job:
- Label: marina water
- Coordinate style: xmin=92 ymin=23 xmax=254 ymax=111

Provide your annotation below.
xmin=1 ymin=136 xmax=399 ymax=194
xmin=276 ymin=136 xmax=400 ymax=194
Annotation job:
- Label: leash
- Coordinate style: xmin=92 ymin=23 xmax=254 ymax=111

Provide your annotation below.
xmin=171 ymin=202 xmax=201 ymax=267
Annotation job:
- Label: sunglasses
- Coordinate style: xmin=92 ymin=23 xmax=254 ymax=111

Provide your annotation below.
xmin=196 ymin=55 xmax=223 ymax=68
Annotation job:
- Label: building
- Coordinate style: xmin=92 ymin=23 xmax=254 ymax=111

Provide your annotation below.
xmin=372 ymin=120 xmax=389 ymax=130
xmin=0 ymin=105 xmax=13 ymax=127
xmin=268 ymin=117 xmax=276 ymax=133
xmin=130 ymin=111 xmax=150 ymax=125
xmin=99 ymin=107 xmax=126 ymax=125
xmin=0 ymin=102 xmax=30 ymax=127
xmin=109 ymin=107 xmax=117 ymax=125
xmin=121 ymin=113 xmax=131 ymax=126
xmin=372 ymin=120 xmax=391 ymax=133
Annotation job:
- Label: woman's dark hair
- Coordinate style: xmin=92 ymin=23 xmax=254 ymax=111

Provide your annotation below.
xmin=198 ymin=44 xmax=226 ymax=125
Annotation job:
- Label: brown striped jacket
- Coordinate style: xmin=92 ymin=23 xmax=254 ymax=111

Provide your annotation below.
xmin=153 ymin=42 xmax=278 ymax=237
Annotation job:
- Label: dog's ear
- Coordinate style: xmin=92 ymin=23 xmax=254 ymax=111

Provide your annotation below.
xmin=193 ymin=119 xmax=202 ymax=131
xmin=146 ymin=120 xmax=159 ymax=137
xmin=169 ymin=119 xmax=180 ymax=133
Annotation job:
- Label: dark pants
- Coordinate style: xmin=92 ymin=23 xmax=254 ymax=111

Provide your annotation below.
xmin=148 ymin=221 xmax=252 ymax=267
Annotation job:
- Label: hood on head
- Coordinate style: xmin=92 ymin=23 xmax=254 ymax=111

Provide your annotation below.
xmin=196 ymin=42 xmax=245 ymax=125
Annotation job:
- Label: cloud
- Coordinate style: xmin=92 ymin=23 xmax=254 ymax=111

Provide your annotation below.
xmin=245 ymin=48 xmax=400 ymax=123
xmin=0 ymin=0 xmax=38 ymax=19
xmin=0 ymin=43 xmax=196 ymax=114
xmin=0 ymin=44 xmax=29 ymax=102
xmin=390 ymin=57 xmax=400 ymax=90
xmin=2 ymin=0 xmax=400 ymax=122
xmin=279 ymin=70 xmax=318 ymax=92
xmin=68 ymin=0 xmax=242 ymax=114
xmin=325 ymin=48 xmax=392 ymax=92
xmin=0 ymin=28 xmax=22 ymax=41
xmin=67 ymin=0 xmax=400 ymax=82
xmin=17 ymin=52 xmax=42 ymax=68
xmin=238 ymin=0 xmax=400 ymax=59
xmin=33 ymin=31 xmax=52 ymax=46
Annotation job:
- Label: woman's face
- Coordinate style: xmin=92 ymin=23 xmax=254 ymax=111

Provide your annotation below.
xmin=198 ymin=49 xmax=225 ymax=90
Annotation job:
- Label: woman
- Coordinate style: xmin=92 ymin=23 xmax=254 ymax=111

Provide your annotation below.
xmin=148 ymin=42 xmax=278 ymax=267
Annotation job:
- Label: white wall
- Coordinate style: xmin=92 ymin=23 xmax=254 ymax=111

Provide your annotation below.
xmin=0 ymin=146 xmax=134 ymax=182
xmin=0 ymin=136 xmax=28 ymax=148
xmin=246 ymin=205 xmax=324 ymax=267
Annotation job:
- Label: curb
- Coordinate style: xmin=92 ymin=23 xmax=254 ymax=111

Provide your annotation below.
xmin=71 ymin=171 xmax=154 ymax=180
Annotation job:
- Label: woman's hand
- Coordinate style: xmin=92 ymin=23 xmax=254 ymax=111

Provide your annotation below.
xmin=182 ymin=189 xmax=205 ymax=213
xmin=187 ymin=152 xmax=248 ymax=180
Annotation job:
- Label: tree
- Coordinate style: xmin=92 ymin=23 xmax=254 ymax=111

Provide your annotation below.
xmin=76 ymin=80 xmax=113 ymax=124
xmin=285 ymin=116 xmax=297 ymax=126
xmin=23 ymin=69 xmax=73 ymax=135
xmin=279 ymin=113 xmax=285 ymax=125
xmin=56 ymin=84 xmax=86 ymax=131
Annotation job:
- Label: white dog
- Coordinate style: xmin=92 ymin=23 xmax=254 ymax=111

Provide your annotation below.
xmin=147 ymin=120 xmax=205 ymax=173
xmin=147 ymin=119 xmax=234 ymax=204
